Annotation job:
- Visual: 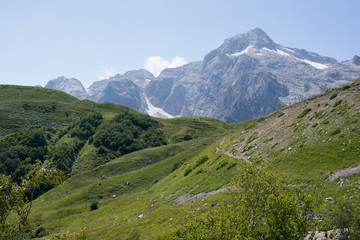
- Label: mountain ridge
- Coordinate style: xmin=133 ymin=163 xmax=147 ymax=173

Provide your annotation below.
xmin=44 ymin=28 xmax=360 ymax=123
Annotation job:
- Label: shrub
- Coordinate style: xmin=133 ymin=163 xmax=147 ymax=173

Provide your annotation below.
xmin=340 ymin=84 xmax=351 ymax=90
xmin=329 ymin=127 xmax=341 ymax=136
xmin=35 ymin=227 xmax=47 ymax=238
xmin=184 ymin=167 xmax=193 ymax=176
xmin=329 ymin=93 xmax=338 ymax=100
xmin=90 ymin=201 xmax=98 ymax=211
xmin=174 ymin=164 xmax=317 ymax=239
xmin=216 ymin=160 xmax=228 ymax=170
xmin=195 ymin=155 xmax=208 ymax=167
xmin=171 ymin=162 xmax=180 ymax=172
xmin=297 ymin=108 xmax=312 ymax=119
xmin=278 ymin=112 xmax=285 ymax=117
xmin=183 ymin=134 xmax=192 ymax=141
xmin=271 ymin=142 xmax=278 ymax=148
xmin=245 ymin=132 xmax=258 ymax=144
xmin=331 ymin=200 xmax=360 ymax=239
xmin=334 ymin=99 xmax=343 ymax=107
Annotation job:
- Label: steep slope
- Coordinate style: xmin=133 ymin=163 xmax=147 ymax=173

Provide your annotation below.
xmin=87 ymin=70 xmax=154 ymax=102
xmin=45 ymin=76 xmax=89 ymax=100
xmin=29 ymin=79 xmax=360 ymax=239
xmin=220 ymin=79 xmax=360 ymax=182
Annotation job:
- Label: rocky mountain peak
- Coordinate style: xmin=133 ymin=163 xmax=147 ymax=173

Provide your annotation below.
xmin=203 ymin=28 xmax=276 ymax=63
xmin=223 ymin=28 xmax=276 ymax=53
xmin=45 ymin=76 xmax=88 ymax=100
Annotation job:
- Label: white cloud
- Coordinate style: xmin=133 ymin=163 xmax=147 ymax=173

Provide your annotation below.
xmin=144 ymin=56 xmax=188 ymax=77
xmin=98 ymin=67 xmax=116 ymax=80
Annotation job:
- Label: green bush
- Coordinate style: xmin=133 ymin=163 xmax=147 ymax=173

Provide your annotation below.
xmin=334 ymin=99 xmax=343 ymax=107
xmin=329 ymin=93 xmax=338 ymax=100
xmin=331 ymin=200 xmax=360 ymax=239
xmin=263 ymin=137 xmax=273 ymax=143
xmin=340 ymin=84 xmax=351 ymax=90
xmin=35 ymin=227 xmax=47 ymax=238
xmin=184 ymin=167 xmax=193 ymax=176
xmin=90 ymin=201 xmax=98 ymax=211
xmin=329 ymin=127 xmax=341 ymax=136
xmin=195 ymin=155 xmax=208 ymax=167
xmin=174 ymin=164 xmax=317 ymax=239
xmin=297 ymin=108 xmax=312 ymax=119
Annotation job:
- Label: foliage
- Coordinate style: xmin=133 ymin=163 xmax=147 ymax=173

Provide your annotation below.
xmin=297 ymin=108 xmax=312 ymax=119
xmin=90 ymin=201 xmax=98 ymax=211
xmin=92 ymin=111 xmax=166 ymax=155
xmin=69 ymin=113 xmax=103 ymax=140
xmin=184 ymin=155 xmax=209 ymax=176
xmin=51 ymin=227 xmax=87 ymax=240
xmin=340 ymin=84 xmax=351 ymax=90
xmin=329 ymin=127 xmax=341 ymax=136
xmin=49 ymin=143 xmax=77 ymax=174
xmin=331 ymin=200 xmax=360 ymax=240
xmin=0 ymin=161 xmax=67 ymax=240
xmin=333 ymin=99 xmax=343 ymax=107
xmin=0 ymin=129 xmax=48 ymax=183
xmin=195 ymin=155 xmax=209 ymax=167
xmin=184 ymin=167 xmax=193 ymax=176
xmin=329 ymin=93 xmax=338 ymax=100
xmin=175 ymin=163 xmax=317 ymax=239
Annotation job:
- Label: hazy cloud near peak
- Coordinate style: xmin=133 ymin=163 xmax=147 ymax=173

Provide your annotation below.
xmin=98 ymin=67 xmax=116 ymax=80
xmin=144 ymin=56 xmax=188 ymax=77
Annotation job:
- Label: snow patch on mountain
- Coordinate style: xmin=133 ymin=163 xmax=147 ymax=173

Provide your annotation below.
xmin=276 ymin=49 xmax=291 ymax=57
xmin=299 ymin=59 xmax=328 ymax=69
xmin=145 ymin=97 xmax=174 ymax=119
xmin=227 ymin=45 xmax=253 ymax=57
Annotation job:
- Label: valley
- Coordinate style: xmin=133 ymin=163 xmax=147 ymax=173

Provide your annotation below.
xmin=1 ymin=78 xmax=360 ymax=239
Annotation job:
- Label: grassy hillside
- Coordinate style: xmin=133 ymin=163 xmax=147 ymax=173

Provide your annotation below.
xmin=0 ymin=85 xmax=233 ymax=182
xmin=2 ymin=81 xmax=360 ymax=239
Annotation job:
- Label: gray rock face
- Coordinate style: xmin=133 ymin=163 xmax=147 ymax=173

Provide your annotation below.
xmin=352 ymin=55 xmax=360 ymax=65
xmin=144 ymin=28 xmax=360 ymax=122
xmin=44 ymin=29 xmax=360 ymax=123
xmin=100 ymin=79 xmax=147 ymax=112
xmin=45 ymin=76 xmax=89 ymax=100
xmin=88 ymin=69 xmax=154 ymax=105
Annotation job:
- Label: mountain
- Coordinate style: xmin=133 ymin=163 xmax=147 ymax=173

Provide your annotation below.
xmin=45 ymin=76 xmax=89 ymax=100
xmin=147 ymin=28 xmax=360 ymax=123
xmin=44 ymin=28 xmax=360 ymax=123
xmin=86 ymin=70 xmax=154 ymax=113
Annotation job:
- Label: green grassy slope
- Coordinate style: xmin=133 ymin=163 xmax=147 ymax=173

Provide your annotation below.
xmin=31 ymin=135 xmax=238 ymax=239
xmin=28 ymin=79 xmax=360 ymax=239
xmin=3 ymin=80 xmax=360 ymax=239
xmin=0 ymin=85 xmax=233 ymax=179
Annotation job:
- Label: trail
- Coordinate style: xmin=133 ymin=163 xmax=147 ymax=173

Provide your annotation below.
xmin=329 ymin=164 xmax=360 ymax=181
xmin=217 ymin=137 xmax=250 ymax=163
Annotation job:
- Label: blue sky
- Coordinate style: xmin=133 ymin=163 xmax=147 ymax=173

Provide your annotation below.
xmin=0 ymin=0 xmax=359 ymax=87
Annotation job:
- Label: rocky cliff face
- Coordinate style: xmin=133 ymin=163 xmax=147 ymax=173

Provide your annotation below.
xmin=44 ymin=29 xmax=360 ymax=123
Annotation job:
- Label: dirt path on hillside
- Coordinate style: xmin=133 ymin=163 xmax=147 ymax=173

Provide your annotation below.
xmin=173 ymin=187 xmax=226 ymax=205
xmin=216 ymin=137 xmax=250 ymax=163
xmin=329 ymin=164 xmax=360 ymax=181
